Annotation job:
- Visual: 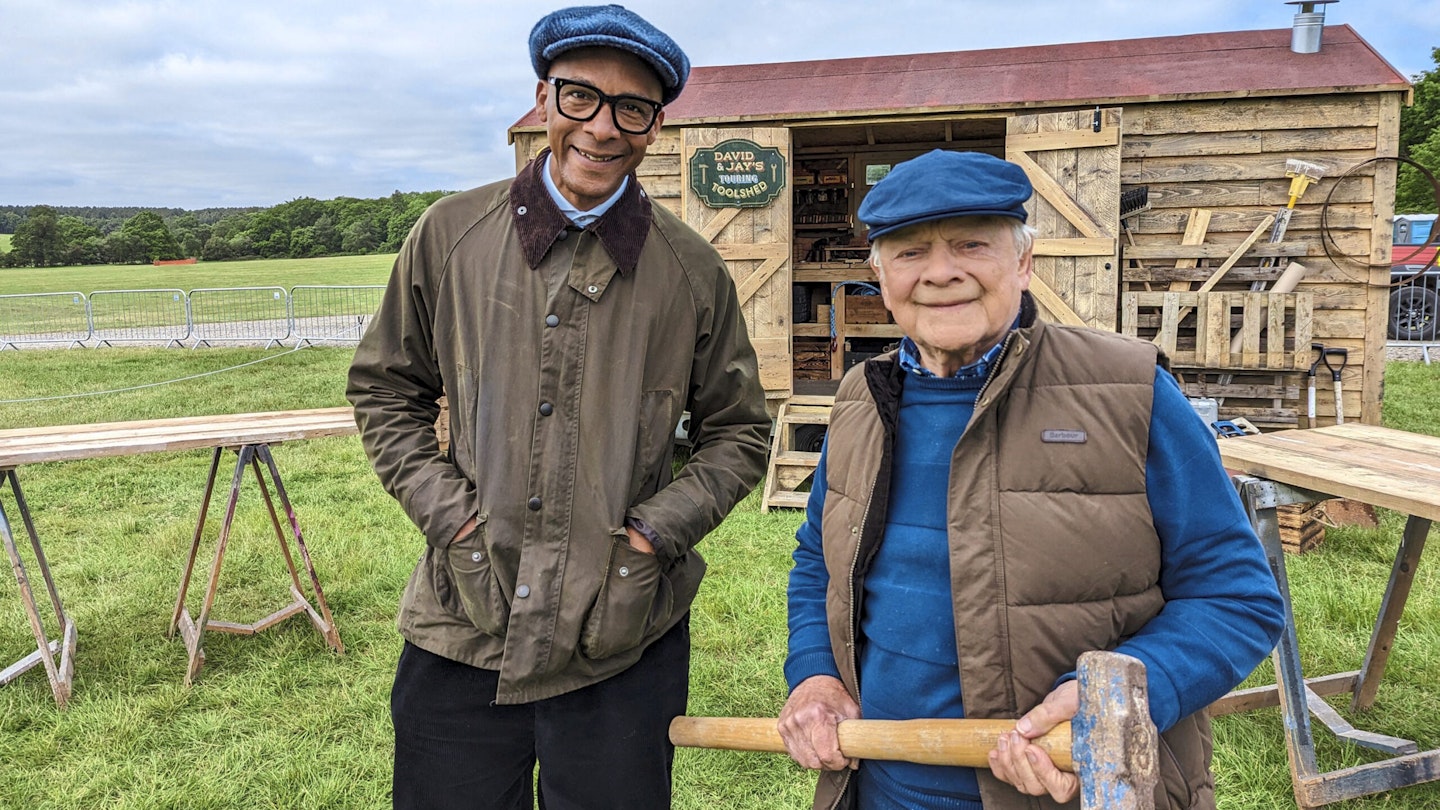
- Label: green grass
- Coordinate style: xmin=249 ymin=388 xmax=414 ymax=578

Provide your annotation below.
xmin=0 ymin=253 xmax=396 ymax=296
xmin=0 ymin=353 xmax=1438 ymax=808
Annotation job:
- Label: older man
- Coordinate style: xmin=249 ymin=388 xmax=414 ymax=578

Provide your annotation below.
xmin=778 ymin=149 xmax=1283 ymax=810
xmin=347 ymin=5 xmax=770 ymax=809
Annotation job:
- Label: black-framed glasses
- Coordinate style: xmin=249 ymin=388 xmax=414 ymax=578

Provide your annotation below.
xmin=547 ymin=77 xmax=663 ymax=135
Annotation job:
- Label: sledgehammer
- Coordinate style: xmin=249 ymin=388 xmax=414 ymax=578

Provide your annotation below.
xmin=671 ymin=651 xmax=1157 ymax=810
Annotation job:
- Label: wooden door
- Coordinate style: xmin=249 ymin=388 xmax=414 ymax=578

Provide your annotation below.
xmin=1006 ymin=109 xmax=1122 ymax=330
xmin=681 ymin=127 xmax=793 ymax=404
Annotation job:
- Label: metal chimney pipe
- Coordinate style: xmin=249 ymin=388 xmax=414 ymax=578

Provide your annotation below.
xmin=1287 ymin=1 xmax=1337 ymax=54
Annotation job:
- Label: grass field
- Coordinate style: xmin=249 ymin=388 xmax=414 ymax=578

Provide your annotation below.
xmin=0 ymin=253 xmax=396 ymax=296
xmin=0 ymin=346 xmax=1439 ymax=808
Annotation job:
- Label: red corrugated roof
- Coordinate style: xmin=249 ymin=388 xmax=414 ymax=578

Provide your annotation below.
xmin=510 ymin=25 xmax=1407 ymax=132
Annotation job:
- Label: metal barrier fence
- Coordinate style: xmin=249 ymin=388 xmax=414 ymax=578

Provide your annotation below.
xmin=0 ymin=291 xmax=91 ymax=349
xmin=1388 ymin=339 xmax=1438 ymax=365
xmin=0 ymin=285 xmax=383 ymax=349
xmin=190 ymin=287 xmax=291 ymax=348
xmin=290 ymin=285 xmax=384 ymax=345
xmin=90 ymin=289 xmax=191 ymax=347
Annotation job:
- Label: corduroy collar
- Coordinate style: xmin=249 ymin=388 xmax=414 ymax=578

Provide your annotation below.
xmin=510 ymin=148 xmax=652 ymax=275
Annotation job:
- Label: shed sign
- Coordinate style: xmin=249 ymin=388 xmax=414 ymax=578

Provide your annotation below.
xmin=689 ymin=139 xmax=787 ymax=208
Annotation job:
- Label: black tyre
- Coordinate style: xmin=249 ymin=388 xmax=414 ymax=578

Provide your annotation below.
xmin=794 ymin=424 xmax=827 ymax=453
xmin=1389 ymin=286 xmax=1439 ymax=341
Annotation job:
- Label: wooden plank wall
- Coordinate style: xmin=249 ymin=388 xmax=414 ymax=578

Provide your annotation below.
xmin=1120 ymin=92 xmax=1402 ymax=425
xmin=517 ymin=88 xmax=1404 ymax=425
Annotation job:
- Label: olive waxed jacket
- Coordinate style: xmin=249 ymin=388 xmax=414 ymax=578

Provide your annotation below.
xmin=347 ymin=152 xmax=770 ymax=703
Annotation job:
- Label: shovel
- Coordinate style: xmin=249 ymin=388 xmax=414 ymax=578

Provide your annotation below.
xmin=1322 ymin=347 xmax=1348 ymax=425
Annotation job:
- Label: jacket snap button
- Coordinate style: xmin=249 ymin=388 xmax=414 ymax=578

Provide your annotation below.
xmin=587 ymin=285 xmax=599 ymax=294
xmin=539 ymin=402 xmax=553 ymax=416
xmin=528 ymin=497 xmax=542 ymax=511
xmin=556 ymin=229 xmax=569 ymax=241
xmin=618 ymin=566 xmax=630 ymax=577
xmin=516 ymin=206 xmax=527 ymax=215
xmin=516 ymin=584 xmax=530 ymax=598
xmin=545 ymin=314 xmax=560 ymax=327
xmin=470 ymin=551 xmax=482 ymax=562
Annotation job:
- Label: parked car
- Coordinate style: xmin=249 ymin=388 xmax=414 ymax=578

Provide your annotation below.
xmin=1390 ymin=214 xmax=1440 ymax=341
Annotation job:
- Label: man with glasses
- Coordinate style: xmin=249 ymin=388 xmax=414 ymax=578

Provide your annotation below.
xmin=347 ymin=6 xmax=770 ymax=809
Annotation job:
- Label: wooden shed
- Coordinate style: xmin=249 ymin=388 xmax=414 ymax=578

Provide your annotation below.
xmin=510 ymin=24 xmax=1410 ymax=502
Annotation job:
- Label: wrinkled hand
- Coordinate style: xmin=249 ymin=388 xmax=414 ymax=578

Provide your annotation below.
xmin=777 ymin=675 xmax=861 ymax=771
xmin=988 ymin=680 xmax=1080 ymax=804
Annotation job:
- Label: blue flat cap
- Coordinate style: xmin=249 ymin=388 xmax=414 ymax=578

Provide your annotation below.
xmin=859 ymin=150 xmax=1033 ymax=242
xmin=530 ymin=5 xmax=690 ymax=105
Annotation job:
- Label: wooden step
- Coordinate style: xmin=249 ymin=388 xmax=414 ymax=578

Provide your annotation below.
xmin=763 ymin=395 xmax=834 ymax=512
xmin=766 ymin=490 xmax=812 ymax=510
xmin=774 ymin=450 xmax=822 ymax=466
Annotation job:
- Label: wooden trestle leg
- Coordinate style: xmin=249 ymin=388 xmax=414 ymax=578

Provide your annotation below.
xmin=170 ymin=444 xmax=343 ymax=685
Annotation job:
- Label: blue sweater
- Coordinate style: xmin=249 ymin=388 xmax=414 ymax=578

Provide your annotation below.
xmin=785 ymin=365 xmax=1284 ymax=776
xmin=858 ymin=372 xmax=985 ymax=806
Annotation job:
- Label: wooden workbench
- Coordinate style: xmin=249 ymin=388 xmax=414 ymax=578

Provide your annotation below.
xmin=0 ymin=408 xmax=356 ymax=705
xmin=1215 ymin=424 xmax=1440 ymax=808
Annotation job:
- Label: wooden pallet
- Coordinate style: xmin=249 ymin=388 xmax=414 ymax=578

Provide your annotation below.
xmin=1122 ymin=290 xmax=1312 ymax=371
xmin=761 ymin=395 xmax=834 ymax=512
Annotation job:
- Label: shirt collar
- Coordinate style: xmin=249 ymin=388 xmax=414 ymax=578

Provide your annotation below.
xmin=510 ymin=148 xmax=652 ymax=275
xmin=541 ymin=153 xmax=629 ymax=227
xmin=898 ymin=337 xmax=1006 ymax=380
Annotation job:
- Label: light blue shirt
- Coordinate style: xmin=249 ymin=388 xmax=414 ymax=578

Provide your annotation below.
xmin=541 ymin=154 xmax=628 ymax=227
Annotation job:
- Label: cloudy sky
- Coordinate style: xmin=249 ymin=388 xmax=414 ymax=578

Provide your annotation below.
xmin=4 ymin=0 xmax=1438 ymax=210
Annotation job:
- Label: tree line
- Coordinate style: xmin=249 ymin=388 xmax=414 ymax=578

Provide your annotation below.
xmin=0 ymin=190 xmax=450 ymax=268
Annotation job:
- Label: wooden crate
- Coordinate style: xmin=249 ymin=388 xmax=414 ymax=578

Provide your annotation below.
xmin=793 ymin=337 xmax=832 ymax=380
xmin=1122 ymin=291 xmax=1312 ymax=371
xmin=1277 ymin=502 xmax=1325 ymax=554
xmin=844 ymin=293 xmax=892 ymax=324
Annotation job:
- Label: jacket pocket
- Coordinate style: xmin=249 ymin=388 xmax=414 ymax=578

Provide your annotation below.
xmin=445 ymin=515 xmax=510 ymax=637
xmin=629 ymin=390 xmax=678 ymax=504
xmin=580 ymin=532 xmax=674 ymax=660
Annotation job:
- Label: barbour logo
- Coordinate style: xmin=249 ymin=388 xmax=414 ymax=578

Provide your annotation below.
xmin=1041 ymin=429 xmax=1087 ymax=444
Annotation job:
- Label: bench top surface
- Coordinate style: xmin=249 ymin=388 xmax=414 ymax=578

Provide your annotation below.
xmin=1218 ymin=424 xmax=1440 ymax=522
xmin=0 ymin=407 xmax=358 ymax=468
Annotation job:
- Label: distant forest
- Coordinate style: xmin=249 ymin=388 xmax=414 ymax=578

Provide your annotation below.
xmin=0 ymin=190 xmax=451 ymax=268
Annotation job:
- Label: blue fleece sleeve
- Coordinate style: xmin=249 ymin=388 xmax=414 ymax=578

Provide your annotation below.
xmin=784 ymin=443 xmax=844 ymax=692
xmin=1112 ymin=368 xmax=1286 ymax=731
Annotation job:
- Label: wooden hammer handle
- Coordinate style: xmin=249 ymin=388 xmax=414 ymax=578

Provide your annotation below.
xmin=669 ymin=716 xmax=1073 ymax=772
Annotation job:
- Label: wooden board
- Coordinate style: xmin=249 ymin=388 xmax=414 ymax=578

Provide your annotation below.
xmin=681 ymin=126 xmax=794 ymax=401
xmin=1007 ymin=108 xmax=1121 ymax=330
xmin=1217 ymin=424 xmax=1440 ymax=523
xmin=0 ymin=408 xmax=358 ymax=467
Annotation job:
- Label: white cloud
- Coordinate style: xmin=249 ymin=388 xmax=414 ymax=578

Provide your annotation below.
xmin=0 ymin=0 xmax=1435 ymax=208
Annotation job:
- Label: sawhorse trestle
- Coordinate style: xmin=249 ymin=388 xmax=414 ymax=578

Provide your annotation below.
xmin=168 ymin=443 xmax=343 ymax=686
xmin=0 ymin=469 xmax=77 ymax=707
xmin=1215 ymin=473 xmax=1440 ymax=807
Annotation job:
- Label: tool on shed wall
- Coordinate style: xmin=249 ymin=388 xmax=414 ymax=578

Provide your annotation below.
xmin=1306 ymin=343 xmax=1323 ymax=429
xmin=1322 ymin=347 xmax=1348 ymax=424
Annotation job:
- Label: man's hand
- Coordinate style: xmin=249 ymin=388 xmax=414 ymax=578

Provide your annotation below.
xmin=451 ymin=515 xmax=478 ymax=544
xmin=777 ymin=675 xmax=861 ymax=771
xmin=625 ymin=525 xmax=655 ymax=554
xmin=988 ymin=680 xmax=1080 ymax=803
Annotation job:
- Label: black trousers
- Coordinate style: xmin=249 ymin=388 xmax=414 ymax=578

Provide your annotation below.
xmin=392 ymin=618 xmax=690 ymax=810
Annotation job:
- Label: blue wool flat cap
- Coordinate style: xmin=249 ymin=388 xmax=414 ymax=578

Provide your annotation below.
xmin=530 ymin=5 xmax=690 ymax=105
xmin=859 ymin=150 xmax=1033 ymax=242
